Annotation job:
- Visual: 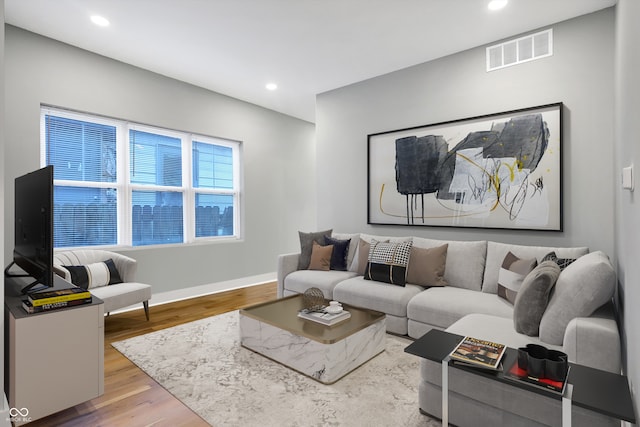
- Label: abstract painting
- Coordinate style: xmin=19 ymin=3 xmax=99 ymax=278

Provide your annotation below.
xmin=368 ymin=103 xmax=562 ymax=231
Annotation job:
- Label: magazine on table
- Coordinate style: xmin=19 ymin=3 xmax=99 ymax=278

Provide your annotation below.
xmin=449 ymin=336 xmax=506 ymax=370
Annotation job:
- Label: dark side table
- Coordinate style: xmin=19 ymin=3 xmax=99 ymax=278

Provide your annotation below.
xmin=405 ymin=329 xmax=636 ymax=427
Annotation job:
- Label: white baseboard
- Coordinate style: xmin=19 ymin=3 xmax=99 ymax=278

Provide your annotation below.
xmin=109 ymin=272 xmax=276 ymax=314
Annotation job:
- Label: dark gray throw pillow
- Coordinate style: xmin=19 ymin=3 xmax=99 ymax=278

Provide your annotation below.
xmin=297 ymin=229 xmax=333 ymax=270
xmin=324 ymin=235 xmax=351 ymax=271
xmin=513 ymin=261 xmax=561 ymax=336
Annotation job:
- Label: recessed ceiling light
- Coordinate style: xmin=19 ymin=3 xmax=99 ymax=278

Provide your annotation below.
xmin=266 ymin=83 xmax=278 ymax=91
xmin=90 ymin=15 xmax=110 ymax=27
xmin=488 ymin=0 xmax=508 ymax=11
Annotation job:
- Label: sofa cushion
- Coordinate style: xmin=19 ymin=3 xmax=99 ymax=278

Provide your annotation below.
xmin=406 ymin=244 xmax=448 ymax=287
xmin=324 ymin=235 xmax=351 ymax=271
xmin=364 ymin=240 xmax=413 ymax=286
xmin=63 ymin=259 xmax=123 ymax=289
xmin=412 ymin=237 xmax=486 ymax=291
xmin=349 ymin=234 xmax=411 ymax=274
xmin=308 ymin=241 xmax=333 ymax=271
xmin=445 ymin=314 xmax=563 ymax=352
xmin=539 ymin=251 xmax=616 ymax=345
xmin=297 ymin=229 xmax=332 ymax=270
xmin=90 ymin=281 xmax=151 ymax=313
xmin=497 ymin=252 xmax=537 ymax=304
xmin=284 ymin=269 xmax=358 ymax=299
xmin=333 ymin=276 xmax=423 ymax=317
xmin=407 ymin=287 xmax=513 ymax=330
xmin=482 ymin=242 xmax=588 ymax=294
xmin=513 ymin=261 xmax=561 ymax=336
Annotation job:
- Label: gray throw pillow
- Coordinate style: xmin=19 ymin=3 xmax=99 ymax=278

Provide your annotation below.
xmin=297 ymin=229 xmax=332 ymax=270
xmin=513 ymin=261 xmax=561 ymax=336
xmin=539 ymin=251 xmax=616 ymax=345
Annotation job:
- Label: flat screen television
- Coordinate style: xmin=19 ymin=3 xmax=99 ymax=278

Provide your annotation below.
xmin=4 ymin=165 xmax=55 ymax=294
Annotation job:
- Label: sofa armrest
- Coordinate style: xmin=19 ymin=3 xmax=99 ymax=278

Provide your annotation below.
xmin=108 ymin=252 xmax=138 ymax=283
xmin=277 ymin=253 xmax=300 ymax=298
xmin=562 ymin=304 xmax=621 ymax=373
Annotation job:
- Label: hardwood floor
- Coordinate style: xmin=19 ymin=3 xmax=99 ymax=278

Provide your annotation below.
xmin=27 ymin=282 xmax=277 ymax=427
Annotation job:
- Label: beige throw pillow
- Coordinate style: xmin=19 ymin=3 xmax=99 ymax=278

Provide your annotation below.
xmin=406 ymin=244 xmax=448 ymax=287
xmin=355 ymin=238 xmax=389 ymax=275
xmin=298 ymin=229 xmax=333 ymax=269
xmin=308 ymin=242 xmax=334 ymax=271
xmin=356 ymin=238 xmax=371 ymax=276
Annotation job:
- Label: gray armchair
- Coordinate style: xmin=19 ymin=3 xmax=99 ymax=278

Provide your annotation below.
xmin=53 ymin=249 xmax=151 ymax=320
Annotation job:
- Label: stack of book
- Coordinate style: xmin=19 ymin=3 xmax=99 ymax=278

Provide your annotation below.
xmin=22 ymin=286 xmax=92 ymax=314
xmin=297 ymin=308 xmax=351 ymax=326
xmin=449 ymin=336 xmax=507 ymax=370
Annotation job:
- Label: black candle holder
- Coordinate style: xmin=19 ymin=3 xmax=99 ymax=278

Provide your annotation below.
xmin=517 ymin=343 xmax=568 ymax=381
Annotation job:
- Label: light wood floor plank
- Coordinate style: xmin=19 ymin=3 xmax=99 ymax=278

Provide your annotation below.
xmin=25 ymin=282 xmax=277 ymax=427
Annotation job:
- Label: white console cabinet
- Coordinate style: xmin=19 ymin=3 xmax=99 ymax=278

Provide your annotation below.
xmin=4 ymin=279 xmax=104 ymax=426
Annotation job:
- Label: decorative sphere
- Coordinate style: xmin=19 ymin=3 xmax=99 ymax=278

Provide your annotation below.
xmin=302 ymin=287 xmax=325 ymax=311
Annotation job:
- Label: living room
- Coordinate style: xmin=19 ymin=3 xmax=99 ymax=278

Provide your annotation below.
xmin=1 ymin=1 xmax=639 ymax=426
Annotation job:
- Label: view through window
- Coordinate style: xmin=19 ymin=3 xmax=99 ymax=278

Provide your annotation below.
xmin=41 ymin=106 xmax=241 ymax=248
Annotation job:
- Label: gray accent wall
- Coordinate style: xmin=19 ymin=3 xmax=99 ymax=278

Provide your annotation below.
xmin=615 ymin=0 xmax=640 ymax=416
xmin=3 ymin=25 xmax=316 ymax=294
xmin=316 ymin=9 xmax=615 ymax=257
xmin=317 ymin=5 xmax=640 ymax=417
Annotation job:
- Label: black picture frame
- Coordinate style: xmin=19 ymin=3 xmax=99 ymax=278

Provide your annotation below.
xmin=367 ymin=102 xmax=563 ymax=231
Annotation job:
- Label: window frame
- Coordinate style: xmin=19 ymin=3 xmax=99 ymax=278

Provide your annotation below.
xmin=40 ymin=106 xmax=242 ymax=249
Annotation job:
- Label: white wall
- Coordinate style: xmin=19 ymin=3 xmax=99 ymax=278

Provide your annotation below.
xmin=316 ymin=9 xmax=615 ymax=257
xmin=615 ymin=0 xmax=640 ymax=416
xmin=3 ymin=26 xmax=316 ymax=294
xmin=0 ymin=0 xmax=7 ymax=418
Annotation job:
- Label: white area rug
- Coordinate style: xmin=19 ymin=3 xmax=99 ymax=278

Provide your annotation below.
xmin=112 ymin=311 xmax=440 ymax=427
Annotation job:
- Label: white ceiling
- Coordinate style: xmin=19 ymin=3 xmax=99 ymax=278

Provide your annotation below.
xmin=5 ymin=0 xmax=616 ymax=123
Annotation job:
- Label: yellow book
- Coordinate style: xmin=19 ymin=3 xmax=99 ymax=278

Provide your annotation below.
xmin=29 ymin=291 xmax=92 ymax=307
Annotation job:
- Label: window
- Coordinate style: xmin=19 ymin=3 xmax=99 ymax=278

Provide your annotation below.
xmin=41 ymin=106 xmax=241 ymax=248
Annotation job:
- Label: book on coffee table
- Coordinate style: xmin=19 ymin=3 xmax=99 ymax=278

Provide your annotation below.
xmin=297 ymin=309 xmax=351 ymax=326
xmin=449 ymin=336 xmax=506 ymax=370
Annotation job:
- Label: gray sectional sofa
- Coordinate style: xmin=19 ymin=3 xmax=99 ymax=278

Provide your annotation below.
xmin=277 ymin=232 xmax=621 ymax=426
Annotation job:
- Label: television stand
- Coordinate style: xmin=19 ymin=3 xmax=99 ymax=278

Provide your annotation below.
xmin=4 ymin=261 xmax=48 ymax=294
xmin=4 ymin=266 xmax=79 ymax=295
xmin=20 ymin=279 xmax=48 ymax=295
xmin=4 ymin=277 xmax=105 ymax=425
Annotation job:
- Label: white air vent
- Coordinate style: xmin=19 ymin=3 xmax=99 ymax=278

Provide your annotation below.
xmin=486 ymin=29 xmax=553 ymax=72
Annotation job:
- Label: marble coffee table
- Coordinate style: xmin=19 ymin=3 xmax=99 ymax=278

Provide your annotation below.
xmin=239 ymin=294 xmax=386 ymax=384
